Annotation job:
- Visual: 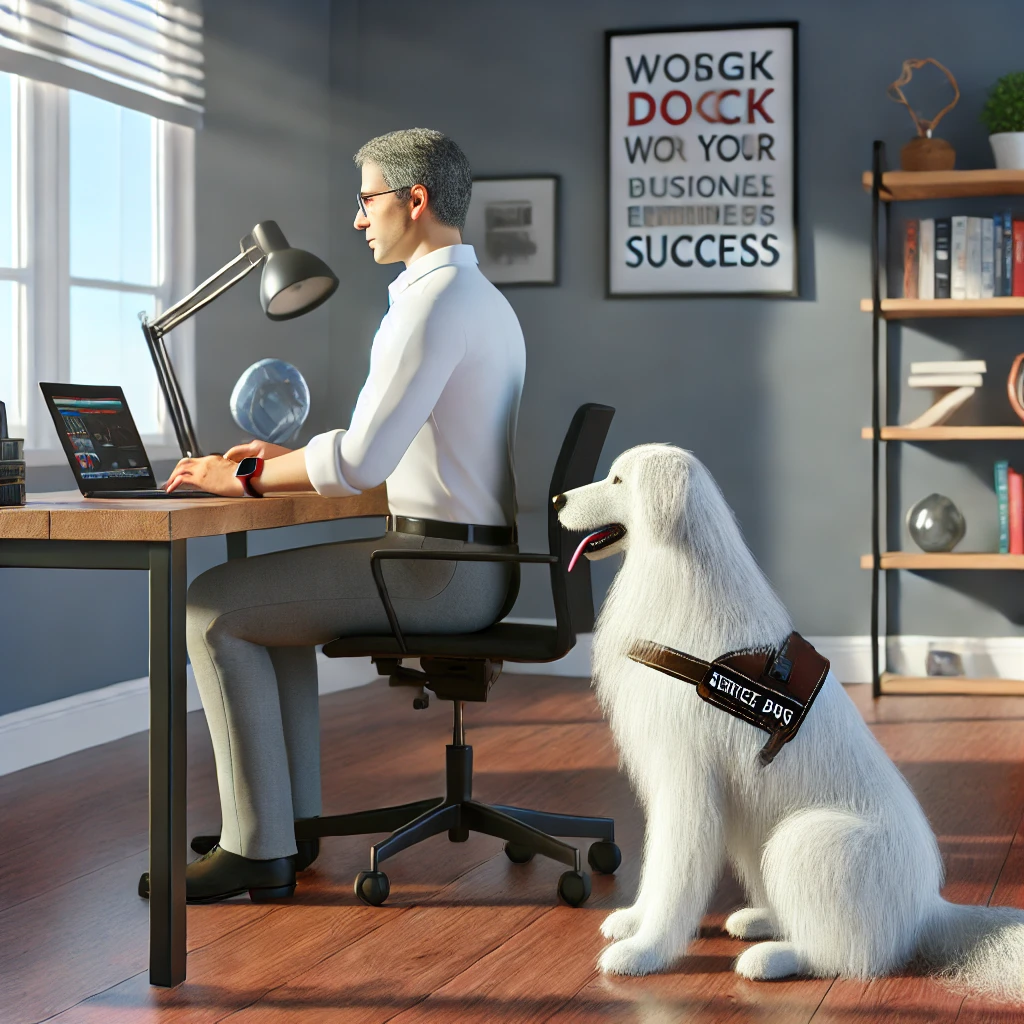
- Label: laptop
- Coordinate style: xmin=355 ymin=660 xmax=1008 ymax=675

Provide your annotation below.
xmin=39 ymin=382 xmax=219 ymax=499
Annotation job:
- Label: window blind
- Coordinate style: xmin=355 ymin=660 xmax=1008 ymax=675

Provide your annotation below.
xmin=0 ymin=1 xmax=203 ymax=127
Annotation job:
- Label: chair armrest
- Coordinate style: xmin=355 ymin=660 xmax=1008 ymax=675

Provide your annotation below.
xmin=369 ymin=549 xmax=558 ymax=654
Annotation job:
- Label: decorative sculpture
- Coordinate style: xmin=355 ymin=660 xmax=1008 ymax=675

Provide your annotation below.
xmin=887 ymin=58 xmax=960 ymax=171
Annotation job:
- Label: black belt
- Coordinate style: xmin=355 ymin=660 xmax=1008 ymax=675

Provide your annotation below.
xmin=386 ymin=514 xmax=517 ymax=545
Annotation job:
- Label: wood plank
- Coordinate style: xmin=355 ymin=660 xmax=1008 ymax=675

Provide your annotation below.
xmin=880 ymin=675 xmax=1024 ymax=696
xmin=860 ymin=552 xmax=1024 ymax=570
xmin=858 ymin=298 xmax=1024 ymax=319
xmin=860 ymin=168 xmax=1024 ymax=201
xmin=545 ymin=876 xmax=834 ymax=1024
xmin=861 ymin=426 xmax=1024 ymax=441
xmin=37 ymin=486 xmax=388 ymax=542
xmin=8 ymin=677 xmax=1024 ymax=1023
xmin=0 ymin=500 xmax=49 ymax=538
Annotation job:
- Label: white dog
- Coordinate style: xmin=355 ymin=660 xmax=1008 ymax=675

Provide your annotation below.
xmin=557 ymin=443 xmax=1024 ymax=999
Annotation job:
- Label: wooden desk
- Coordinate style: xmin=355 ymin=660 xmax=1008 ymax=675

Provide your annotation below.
xmin=0 ymin=488 xmax=387 ymax=986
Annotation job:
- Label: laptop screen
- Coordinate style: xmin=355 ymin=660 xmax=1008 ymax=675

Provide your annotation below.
xmin=39 ymin=383 xmax=158 ymax=492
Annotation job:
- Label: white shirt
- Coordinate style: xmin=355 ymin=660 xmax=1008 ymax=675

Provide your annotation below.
xmin=304 ymin=244 xmax=526 ymax=527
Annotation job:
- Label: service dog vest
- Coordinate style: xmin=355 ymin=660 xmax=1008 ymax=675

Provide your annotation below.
xmin=626 ymin=632 xmax=829 ymax=766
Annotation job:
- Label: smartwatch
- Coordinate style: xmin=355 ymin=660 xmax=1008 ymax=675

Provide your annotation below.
xmin=235 ymin=456 xmax=265 ymax=497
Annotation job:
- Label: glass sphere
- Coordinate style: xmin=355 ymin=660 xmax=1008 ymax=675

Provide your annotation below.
xmin=906 ymin=493 xmax=966 ymax=553
xmin=229 ymin=358 xmax=310 ymax=444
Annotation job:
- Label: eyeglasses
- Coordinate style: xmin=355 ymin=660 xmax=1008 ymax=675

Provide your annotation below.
xmin=356 ymin=186 xmax=412 ymax=218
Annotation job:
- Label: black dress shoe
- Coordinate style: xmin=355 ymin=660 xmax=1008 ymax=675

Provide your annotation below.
xmin=191 ymin=825 xmax=320 ymax=871
xmin=138 ymin=845 xmax=296 ymax=904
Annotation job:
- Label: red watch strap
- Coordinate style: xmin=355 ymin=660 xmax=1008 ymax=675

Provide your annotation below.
xmin=238 ymin=456 xmax=264 ymax=498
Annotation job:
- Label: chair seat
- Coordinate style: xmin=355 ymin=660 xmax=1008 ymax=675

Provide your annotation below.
xmin=322 ymin=621 xmax=566 ymax=662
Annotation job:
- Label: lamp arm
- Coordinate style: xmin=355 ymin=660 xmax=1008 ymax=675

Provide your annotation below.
xmin=142 ymin=321 xmax=194 ymax=457
xmin=149 ymin=245 xmax=262 ymax=334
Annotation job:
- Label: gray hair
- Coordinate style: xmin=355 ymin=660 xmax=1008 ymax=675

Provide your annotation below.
xmin=354 ymin=128 xmax=472 ymax=230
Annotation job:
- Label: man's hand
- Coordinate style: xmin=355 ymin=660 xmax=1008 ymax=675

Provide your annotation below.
xmin=223 ymin=439 xmax=293 ymax=462
xmin=164 ymin=455 xmax=246 ymax=496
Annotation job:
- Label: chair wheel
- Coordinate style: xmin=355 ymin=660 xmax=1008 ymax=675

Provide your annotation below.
xmin=354 ymin=870 xmax=390 ymax=906
xmin=557 ymin=869 xmax=591 ymax=907
xmin=504 ymin=842 xmax=535 ymax=864
xmin=587 ymin=841 xmax=621 ymax=874
xmin=448 ymin=826 xmax=469 ymax=843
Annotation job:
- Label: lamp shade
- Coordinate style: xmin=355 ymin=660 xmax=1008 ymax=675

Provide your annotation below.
xmin=249 ymin=220 xmax=339 ymax=321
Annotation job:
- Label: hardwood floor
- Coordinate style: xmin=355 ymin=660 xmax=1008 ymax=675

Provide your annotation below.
xmin=2 ymin=674 xmax=1024 ymax=1023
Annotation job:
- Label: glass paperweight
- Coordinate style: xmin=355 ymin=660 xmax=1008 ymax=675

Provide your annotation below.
xmin=906 ymin=493 xmax=966 ymax=553
xmin=229 ymin=358 xmax=310 ymax=445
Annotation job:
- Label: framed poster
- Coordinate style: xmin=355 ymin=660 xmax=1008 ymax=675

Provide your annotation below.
xmin=463 ymin=175 xmax=558 ymax=286
xmin=606 ymin=22 xmax=798 ymax=297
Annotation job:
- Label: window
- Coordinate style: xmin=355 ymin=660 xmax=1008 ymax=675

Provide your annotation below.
xmin=0 ymin=71 xmax=194 ymax=461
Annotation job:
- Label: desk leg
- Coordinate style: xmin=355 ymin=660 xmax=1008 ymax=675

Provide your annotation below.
xmin=148 ymin=540 xmax=188 ymax=987
xmin=226 ymin=531 xmax=247 ymax=560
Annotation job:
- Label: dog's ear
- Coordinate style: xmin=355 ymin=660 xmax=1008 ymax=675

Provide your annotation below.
xmin=634 ymin=448 xmax=688 ymax=544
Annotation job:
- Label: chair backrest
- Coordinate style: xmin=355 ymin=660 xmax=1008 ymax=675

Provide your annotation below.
xmin=547 ymin=403 xmax=615 ymax=657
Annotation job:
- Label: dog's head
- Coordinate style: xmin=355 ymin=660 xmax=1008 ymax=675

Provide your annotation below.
xmin=555 ymin=444 xmax=699 ymax=569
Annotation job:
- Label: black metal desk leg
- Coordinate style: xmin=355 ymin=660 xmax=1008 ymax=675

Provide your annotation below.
xmin=226 ymin=531 xmax=247 ymax=560
xmin=148 ymin=540 xmax=188 ymax=986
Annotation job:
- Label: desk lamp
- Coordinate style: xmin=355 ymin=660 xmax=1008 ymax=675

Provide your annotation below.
xmin=141 ymin=220 xmax=338 ymax=458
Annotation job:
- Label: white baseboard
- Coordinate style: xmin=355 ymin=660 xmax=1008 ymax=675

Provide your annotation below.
xmin=501 ymin=630 xmax=1024 ymax=688
xmin=0 ymin=653 xmax=378 ymax=777
xmin=5 ymin=628 xmax=1023 ymax=776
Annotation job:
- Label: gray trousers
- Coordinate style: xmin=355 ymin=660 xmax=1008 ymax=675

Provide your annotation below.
xmin=186 ymin=530 xmax=514 ymax=860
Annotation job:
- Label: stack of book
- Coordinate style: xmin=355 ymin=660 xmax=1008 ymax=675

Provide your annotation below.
xmin=903 ymin=214 xmax=1024 ymax=299
xmin=905 ymin=359 xmax=985 ymax=429
xmin=995 ymin=460 xmax=1024 ymax=554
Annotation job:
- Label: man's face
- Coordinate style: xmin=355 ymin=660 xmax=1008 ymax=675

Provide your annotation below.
xmin=354 ymin=162 xmax=412 ymax=265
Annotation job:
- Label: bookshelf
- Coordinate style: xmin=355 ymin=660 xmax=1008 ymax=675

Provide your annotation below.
xmin=858 ymin=297 xmax=1024 ymax=318
xmin=860 ymin=168 xmax=1024 ymax=202
xmin=861 ymin=142 xmax=1024 ymax=698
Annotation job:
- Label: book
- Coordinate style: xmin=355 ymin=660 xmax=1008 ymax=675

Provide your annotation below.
xmin=903 ymin=220 xmax=919 ymax=298
xmin=966 ymin=216 xmax=982 ymax=299
xmin=1004 ymin=211 xmax=1014 ymax=296
xmin=918 ymin=218 xmax=935 ymax=300
xmin=908 ymin=373 xmax=984 ymax=388
xmin=950 ymin=215 xmax=968 ymax=300
xmin=1014 ymin=220 xmax=1024 ymax=297
xmin=981 ymin=216 xmax=995 ymax=298
xmin=905 ymin=385 xmax=976 ymax=429
xmin=910 ymin=360 xmax=987 ymax=375
xmin=934 ymin=217 xmax=951 ymax=298
xmin=995 ymin=215 xmax=1004 ymax=296
xmin=1010 ymin=468 xmax=1023 ymax=555
xmin=996 ymin=460 xmax=1010 ymax=554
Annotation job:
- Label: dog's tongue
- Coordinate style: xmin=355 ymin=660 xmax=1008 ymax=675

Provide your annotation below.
xmin=568 ymin=528 xmax=617 ymax=572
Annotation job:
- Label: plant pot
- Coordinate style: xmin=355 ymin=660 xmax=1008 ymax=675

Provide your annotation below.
xmin=989 ymin=132 xmax=1024 ymax=170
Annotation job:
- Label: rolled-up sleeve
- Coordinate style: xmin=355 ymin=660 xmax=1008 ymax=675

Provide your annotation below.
xmin=304 ymin=428 xmax=362 ymax=497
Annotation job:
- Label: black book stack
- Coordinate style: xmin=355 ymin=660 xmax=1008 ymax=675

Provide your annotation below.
xmin=0 ymin=401 xmax=25 ymax=506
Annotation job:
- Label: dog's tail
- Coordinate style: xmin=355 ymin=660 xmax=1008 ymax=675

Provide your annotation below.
xmin=916 ymin=898 xmax=1024 ymax=1002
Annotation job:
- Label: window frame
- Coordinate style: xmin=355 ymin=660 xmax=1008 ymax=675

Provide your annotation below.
xmin=4 ymin=76 xmax=195 ymax=465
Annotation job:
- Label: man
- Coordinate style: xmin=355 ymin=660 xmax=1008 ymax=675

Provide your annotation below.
xmin=140 ymin=128 xmax=526 ymax=903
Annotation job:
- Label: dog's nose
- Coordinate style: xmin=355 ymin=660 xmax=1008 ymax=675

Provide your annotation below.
xmin=552 ymin=493 xmax=567 ymax=512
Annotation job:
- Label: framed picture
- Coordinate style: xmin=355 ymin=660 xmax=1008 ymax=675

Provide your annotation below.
xmin=606 ymin=22 xmax=798 ymax=297
xmin=463 ymin=175 xmax=559 ymax=286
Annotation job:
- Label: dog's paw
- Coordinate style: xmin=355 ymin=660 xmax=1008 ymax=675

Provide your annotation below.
xmin=600 ymin=907 xmax=643 ymax=941
xmin=724 ymin=907 xmax=779 ymax=941
xmin=598 ymin=937 xmax=673 ymax=976
xmin=734 ymin=941 xmax=803 ymax=981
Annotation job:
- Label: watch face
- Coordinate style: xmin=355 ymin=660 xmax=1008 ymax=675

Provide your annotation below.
xmin=236 ymin=456 xmax=259 ymax=477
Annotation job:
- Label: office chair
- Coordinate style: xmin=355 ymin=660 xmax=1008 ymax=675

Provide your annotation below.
xmin=303 ymin=403 xmax=620 ymax=908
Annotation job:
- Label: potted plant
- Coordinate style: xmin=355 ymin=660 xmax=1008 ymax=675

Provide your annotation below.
xmin=981 ymin=71 xmax=1024 ymax=169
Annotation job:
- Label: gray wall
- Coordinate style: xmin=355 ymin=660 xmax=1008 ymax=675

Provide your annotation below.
xmin=0 ymin=0 xmax=382 ymax=717
xmin=4 ymin=0 xmax=1024 ymax=716
xmin=329 ymin=0 xmax=1024 ymax=636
